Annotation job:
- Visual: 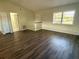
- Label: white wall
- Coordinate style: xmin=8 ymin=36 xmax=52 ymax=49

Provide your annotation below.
xmin=34 ymin=13 xmax=42 ymax=31
xmin=0 ymin=1 xmax=79 ymax=35
xmin=0 ymin=1 xmax=35 ymax=33
xmin=36 ymin=3 xmax=79 ymax=35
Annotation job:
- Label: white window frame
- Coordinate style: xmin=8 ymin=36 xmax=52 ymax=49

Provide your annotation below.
xmin=53 ymin=10 xmax=75 ymax=25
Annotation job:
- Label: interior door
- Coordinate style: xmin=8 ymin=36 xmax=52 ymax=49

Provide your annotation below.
xmin=10 ymin=13 xmax=20 ymax=32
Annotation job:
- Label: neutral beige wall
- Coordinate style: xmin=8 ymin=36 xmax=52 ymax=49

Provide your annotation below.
xmin=36 ymin=3 xmax=79 ymax=35
xmin=0 ymin=1 xmax=35 ymax=32
xmin=0 ymin=1 xmax=79 ymax=34
xmin=34 ymin=13 xmax=42 ymax=31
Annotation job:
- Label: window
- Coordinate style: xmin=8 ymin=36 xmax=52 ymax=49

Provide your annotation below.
xmin=62 ymin=11 xmax=75 ymax=24
xmin=53 ymin=12 xmax=62 ymax=24
xmin=53 ymin=10 xmax=75 ymax=25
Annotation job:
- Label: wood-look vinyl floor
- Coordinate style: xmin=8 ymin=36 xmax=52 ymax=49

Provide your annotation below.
xmin=0 ymin=30 xmax=79 ymax=59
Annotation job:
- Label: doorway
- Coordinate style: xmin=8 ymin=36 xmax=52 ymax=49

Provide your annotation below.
xmin=10 ymin=13 xmax=20 ymax=32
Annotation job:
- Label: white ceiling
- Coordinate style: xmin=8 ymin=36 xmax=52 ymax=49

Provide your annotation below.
xmin=10 ymin=0 xmax=79 ymax=11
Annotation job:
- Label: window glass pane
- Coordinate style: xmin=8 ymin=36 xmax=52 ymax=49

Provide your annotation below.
xmin=62 ymin=11 xmax=75 ymax=24
xmin=53 ymin=12 xmax=62 ymax=24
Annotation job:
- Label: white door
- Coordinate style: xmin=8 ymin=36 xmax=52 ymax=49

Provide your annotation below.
xmin=10 ymin=13 xmax=20 ymax=32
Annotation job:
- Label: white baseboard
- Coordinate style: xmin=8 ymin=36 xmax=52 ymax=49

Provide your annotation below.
xmin=42 ymin=29 xmax=79 ymax=35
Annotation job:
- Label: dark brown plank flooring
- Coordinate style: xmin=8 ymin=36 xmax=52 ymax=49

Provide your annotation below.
xmin=0 ymin=30 xmax=79 ymax=59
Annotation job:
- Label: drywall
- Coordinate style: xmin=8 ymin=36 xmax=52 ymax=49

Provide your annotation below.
xmin=0 ymin=1 xmax=34 ymax=33
xmin=36 ymin=3 xmax=79 ymax=35
xmin=34 ymin=14 xmax=42 ymax=31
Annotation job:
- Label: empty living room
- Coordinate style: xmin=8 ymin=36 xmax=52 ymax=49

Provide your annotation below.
xmin=0 ymin=0 xmax=79 ymax=59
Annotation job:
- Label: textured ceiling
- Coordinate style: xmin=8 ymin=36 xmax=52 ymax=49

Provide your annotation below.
xmin=9 ymin=0 xmax=79 ymax=11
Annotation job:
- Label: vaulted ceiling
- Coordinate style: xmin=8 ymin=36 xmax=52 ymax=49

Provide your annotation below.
xmin=9 ymin=0 xmax=79 ymax=11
